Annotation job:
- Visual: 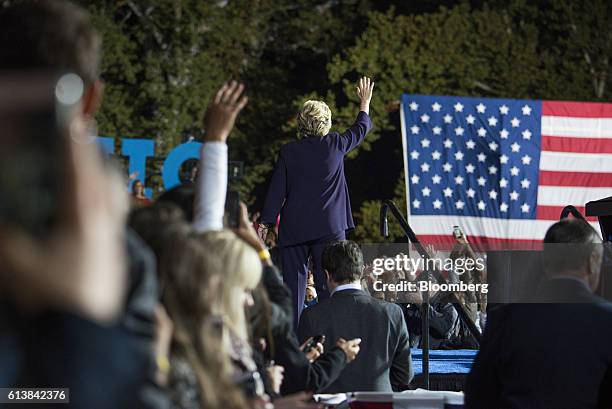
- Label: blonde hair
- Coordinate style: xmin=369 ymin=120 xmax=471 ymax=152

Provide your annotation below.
xmin=156 ymin=225 xmax=248 ymax=409
xmin=199 ymin=230 xmax=262 ymax=343
xmin=297 ymin=100 xmax=332 ymax=138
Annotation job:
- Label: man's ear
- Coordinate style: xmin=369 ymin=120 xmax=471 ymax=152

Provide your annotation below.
xmin=324 ymin=269 xmax=331 ymax=282
xmin=588 ymin=246 xmax=603 ymax=276
xmin=81 ymin=80 xmax=104 ymax=118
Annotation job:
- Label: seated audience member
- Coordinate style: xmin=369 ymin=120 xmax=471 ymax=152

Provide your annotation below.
xmin=298 ymin=241 xmax=413 ymax=392
xmin=466 ymin=218 xmax=612 ymax=409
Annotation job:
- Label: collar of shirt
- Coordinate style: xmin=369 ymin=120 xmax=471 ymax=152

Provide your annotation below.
xmin=331 ymin=283 xmax=362 ymax=296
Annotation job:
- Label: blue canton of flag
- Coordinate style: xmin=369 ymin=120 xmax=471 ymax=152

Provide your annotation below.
xmin=402 ymin=94 xmax=542 ymax=219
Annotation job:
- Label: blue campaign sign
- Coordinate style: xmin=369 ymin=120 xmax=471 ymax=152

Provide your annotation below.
xmin=98 ymin=137 xmax=201 ymax=198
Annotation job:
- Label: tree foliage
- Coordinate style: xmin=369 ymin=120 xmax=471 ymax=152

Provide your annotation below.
xmin=44 ymin=0 xmax=611 ymax=241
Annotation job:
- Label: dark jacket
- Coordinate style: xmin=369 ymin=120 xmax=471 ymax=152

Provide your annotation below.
xmin=465 ymin=277 xmax=612 ymax=409
xmin=261 ymin=112 xmax=372 ymax=246
xmin=297 ymin=289 xmax=413 ymax=393
xmin=256 ymin=266 xmax=349 ymax=395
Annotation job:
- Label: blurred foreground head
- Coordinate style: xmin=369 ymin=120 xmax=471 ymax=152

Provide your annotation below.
xmin=543 ymin=218 xmax=603 ymax=291
xmin=0 ymin=0 xmax=103 ymax=117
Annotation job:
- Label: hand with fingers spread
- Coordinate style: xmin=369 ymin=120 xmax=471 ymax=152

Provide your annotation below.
xmin=356 ymin=76 xmax=375 ymax=114
xmin=203 ymin=80 xmax=248 ymax=142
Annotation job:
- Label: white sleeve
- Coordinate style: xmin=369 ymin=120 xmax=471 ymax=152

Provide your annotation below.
xmin=193 ymin=141 xmax=227 ymax=232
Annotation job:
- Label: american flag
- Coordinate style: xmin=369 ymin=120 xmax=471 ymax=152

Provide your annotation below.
xmin=400 ymin=94 xmax=612 ymax=245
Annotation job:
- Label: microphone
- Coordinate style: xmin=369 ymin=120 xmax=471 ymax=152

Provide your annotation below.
xmin=380 ymin=202 xmax=389 ymax=237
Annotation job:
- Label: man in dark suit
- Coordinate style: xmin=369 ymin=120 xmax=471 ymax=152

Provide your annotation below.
xmin=298 ymin=241 xmax=413 ymax=393
xmin=260 ymin=78 xmax=375 ymax=326
xmin=466 ymin=219 xmax=612 ymax=409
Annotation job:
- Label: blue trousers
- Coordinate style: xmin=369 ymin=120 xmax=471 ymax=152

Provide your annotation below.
xmin=279 ymin=231 xmax=346 ymax=328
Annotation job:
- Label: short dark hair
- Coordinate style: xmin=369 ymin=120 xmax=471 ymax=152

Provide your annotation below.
xmin=543 ymin=218 xmax=601 ymax=275
xmin=322 ymin=240 xmax=364 ymax=284
xmin=0 ymin=0 xmax=101 ymax=83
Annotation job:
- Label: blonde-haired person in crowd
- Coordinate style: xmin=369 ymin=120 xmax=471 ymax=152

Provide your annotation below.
xmin=260 ymin=77 xmax=375 ymax=327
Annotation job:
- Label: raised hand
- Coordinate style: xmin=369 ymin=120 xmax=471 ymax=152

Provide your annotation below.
xmin=356 ymin=76 xmax=375 ymax=114
xmin=203 ymin=80 xmax=248 ymax=142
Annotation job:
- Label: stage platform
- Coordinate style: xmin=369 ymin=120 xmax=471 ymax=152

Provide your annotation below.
xmin=410 ymin=348 xmax=477 ymax=391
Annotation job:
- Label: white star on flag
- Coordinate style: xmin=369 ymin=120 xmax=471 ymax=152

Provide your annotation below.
xmin=431 ymin=150 xmax=441 ymax=160
xmin=476 ymin=103 xmax=486 ymax=113
xmin=466 ymin=114 xmax=475 ymax=124
xmin=411 ymin=125 xmax=419 ymax=134
xmin=477 ymin=177 xmax=486 ymax=186
xmin=521 ymin=155 xmax=531 ymax=165
xmin=511 ymin=142 xmax=521 ymax=152
xmin=477 ymin=127 xmax=487 ymax=137
xmin=477 ymin=152 xmax=487 ymax=162
xmin=521 ymin=178 xmax=531 ymax=189
xmin=522 ymin=105 xmax=532 ymax=115
xmin=521 ymin=202 xmax=530 ymax=213
xmin=488 ymin=165 xmax=498 ymax=175
xmin=500 ymin=129 xmax=509 ymax=139
xmin=455 ymin=126 xmax=465 ymax=136
xmin=420 ymin=163 xmax=430 ymax=172
xmin=443 ymin=114 xmax=453 ymax=124
xmin=489 ymin=141 xmax=499 ymax=151
xmin=421 ymin=138 xmax=430 ymax=148
xmin=433 ymin=199 xmax=442 ymax=209
xmin=432 ymin=102 xmax=441 ymax=112
xmin=466 ymin=139 xmax=476 ymax=149
xmin=443 ymin=162 xmax=453 ymax=172
xmin=465 ymin=163 xmax=475 ymax=173
xmin=454 ymin=102 xmax=464 ymax=112
xmin=432 ymin=174 xmax=441 ymax=184
xmin=443 ymin=187 xmax=453 ymax=197
xmin=510 ymin=166 xmax=520 ymax=176
xmin=499 ymin=105 xmax=509 ymax=115
xmin=488 ymin=189 xmax=498 ymax=200
xmin=510 ymin=190 xmax=519 ymax=201
xmin=411 ymin=174 xmax=420 ymax=184
xmin=421 ymin=114 xmax=430 ymax=123
xmin=522 ymin=129 xmax=532 ymax=140
xmin=455 ymin=175 xmax=464 ymax=185
xmin=410 ymin=150 xmax=419 ymax=159
xmin=433 ymin=126 xmax=442 ymax=135
xmin=500 ymin=154 xmax=509 ymax=164
xmin=500 ymin=202 xmax=509 ymax=212
xmin=511 ymin=117 xmax=520 ymax=127
xmin=477 ymin=200 xmax=486 ymax=210
xmin=443 ymin=138 xmax=453 ymax=148
xmin=422 ymin=187 xmax=431 ymax=196
xmin=467 ymin=188 xmax=476 ymax=198
xmin=500 ymin=178 xmax=508 ymax=188
xmin=455 ymin=200 xmax=465 ymax=209
xmin=488 ymin=116 xmax=498 ymax=126
xmin=409 ymin=101 xmax=419 ymax=111
xmin=412 ymin=199 xmax=421 ymax=209
xmin=454 ymin=151 xmax=464 ymax=160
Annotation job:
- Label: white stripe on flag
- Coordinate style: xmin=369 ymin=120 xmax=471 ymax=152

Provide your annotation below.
xmin=537 ymin=186 xmax=612 ymax=206
xmin=539 ymin=151 xmax=612 ymax=173
xmin=407 ymin=215 xmax=599 ymax=240
xmin=542 ymin=116 xmax=612 ymax=138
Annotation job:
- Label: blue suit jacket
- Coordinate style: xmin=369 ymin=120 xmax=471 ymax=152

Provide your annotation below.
xmin=262 ymin=111 xmax=372 ymax=246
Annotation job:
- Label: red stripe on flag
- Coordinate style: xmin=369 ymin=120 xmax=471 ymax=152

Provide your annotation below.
xmin=542 ymin=135 xmax=612 ymax=154
xmin=536 ymin=205 xmax=598 ymax=222
xmin=539 ymin=170 xmax=612 ymax=187
xmin=416 ymin=235 xmax=543 ymax=250
xmin=542 ymin=100 xmax=612 ymax=118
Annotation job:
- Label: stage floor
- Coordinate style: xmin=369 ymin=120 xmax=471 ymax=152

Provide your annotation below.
xmin=410 ymin=348 xmax=477 ymax=391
